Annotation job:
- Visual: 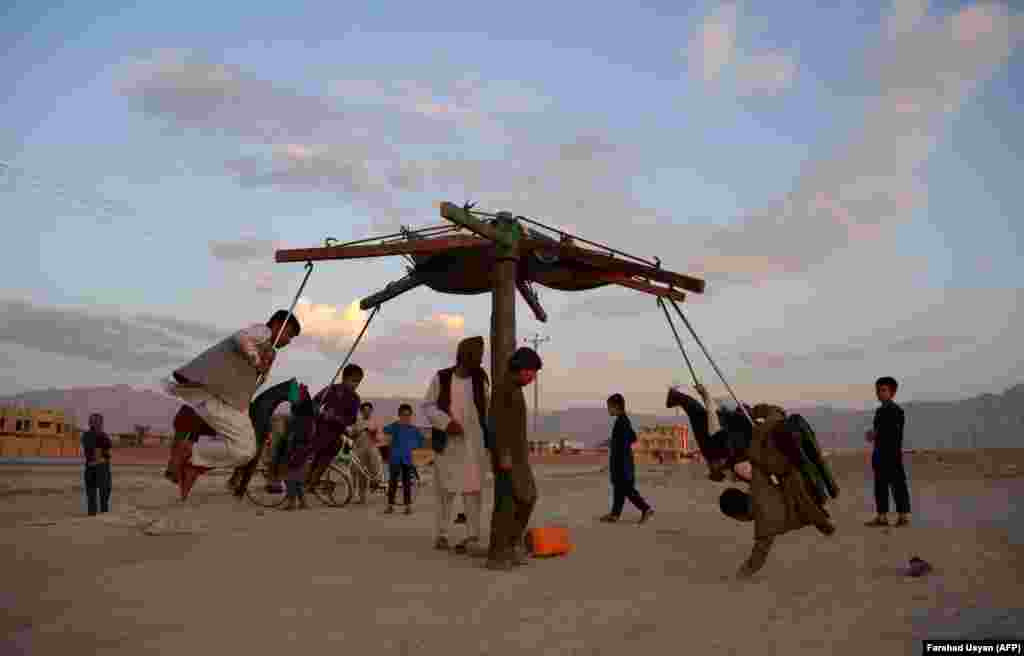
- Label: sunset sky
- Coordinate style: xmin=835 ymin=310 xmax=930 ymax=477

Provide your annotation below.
xmin=2 ymin=1 xmax=1021 ymax=413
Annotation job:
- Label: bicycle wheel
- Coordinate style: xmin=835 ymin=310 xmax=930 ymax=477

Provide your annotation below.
xmin=245 ymin=467 xmax=288 ymax=508
xmin=312 ymin=464 xmax=353 ymax=507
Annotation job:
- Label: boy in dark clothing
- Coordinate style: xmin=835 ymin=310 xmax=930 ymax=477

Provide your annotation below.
xmin=282 ymin=385 xmax=317 ymax=510
xmin=486 ymin=347 xmax=543 ymax=570
xmin=382 ymin=404 xmax=424 ymax=515
xmin=82 ymin=412 xmax=113 ymax=515
xmin=721 ymin=404 xmax=835 ymax=580
xmin=600 ymin=394 xmax=654 ymax=524
xmin=865 ymin=376 xmax=911 ymax=527
xmin=306 ymin=364 xmax=363 ymax=488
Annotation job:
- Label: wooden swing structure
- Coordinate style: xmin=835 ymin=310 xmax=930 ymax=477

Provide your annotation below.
xmin=233 ymin=201 xmax=753 ymax=498
xmin=275 ymin=201 xmax=704 ymax=395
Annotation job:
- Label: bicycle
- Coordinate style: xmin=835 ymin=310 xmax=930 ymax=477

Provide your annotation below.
xmin=336 ymin=446 xmax=421 ymax=504
xmin=244 ymin=461 xmax=353 ymax=508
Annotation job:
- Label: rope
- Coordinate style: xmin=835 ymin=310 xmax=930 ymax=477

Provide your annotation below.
xmin=657 ymin=297 xmax=700 ymax=389
xmin=257 ymin=261 xmax=314 ymax=388
xmin=666 ymin=298 xmax=754 ymax=426
xmin=323 ymin=302 xmax=380 ymax=392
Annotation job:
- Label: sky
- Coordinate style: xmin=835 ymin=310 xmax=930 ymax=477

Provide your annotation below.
xmin=1 ymin=0 xmax=1021 ymax=414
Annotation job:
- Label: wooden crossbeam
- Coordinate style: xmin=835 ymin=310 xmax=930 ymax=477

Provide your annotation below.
xmin=275 ymin=235 xmax=486 ymax=263
xmin=359 ymin=273 xmax=427 ymax=310
xmin=586 ymin=272 xmax=687 ymax=302
xmin=557 ymin=246 xmax=705 ymax=294
xmin=516 ymin=280 xmax=548 ymax=322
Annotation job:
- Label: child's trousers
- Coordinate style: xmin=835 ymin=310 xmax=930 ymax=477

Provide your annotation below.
xmin=388 ymin=463 xmax=414 ymax=506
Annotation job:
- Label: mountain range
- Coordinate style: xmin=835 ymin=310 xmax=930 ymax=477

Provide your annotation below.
xmin=2 ymin=384 xmax=1022 ymax=449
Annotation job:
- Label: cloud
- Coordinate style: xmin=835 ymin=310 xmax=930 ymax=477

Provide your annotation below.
xmin=132 ymin=314 xmax=225 ymax=342
xmin=0 ymin=300 xmax=190 ymax=372
xmin=292 ymin=297 xmax=467 ymax=375
xmin=734 ymin=51 xmax=797 ymax=96
xmin=740 ymin=333 xmax=978 ymax=370
xmin=685 ymin=2 xmax=1022 ymax=287
xmin=885 ymin=0 xmax=928 ymax=39
xmin=686 ymin=4 xmax=797 ymax=96
xmin=888 ymin=335 xmax=977 ymax=354
xmin=688 ymin=3 xmax=738 ymax=83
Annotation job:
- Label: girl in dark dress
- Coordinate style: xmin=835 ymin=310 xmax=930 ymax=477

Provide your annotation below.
xmin=600 ymin=394 xmax=654 ymax=524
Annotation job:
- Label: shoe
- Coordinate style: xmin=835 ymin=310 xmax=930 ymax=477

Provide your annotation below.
xmin=434 ymin=536 xmax=450 ymax=551
xmin=907 ymin=557 xmax=932 ymax=577
xmin=894 ymin=515 xmax=910 ymax=527
xmin=816 ymin=521 xmax=836 ymax=536
xmin=454 ymin=537 xmax=480 ymax=555
xmin=639 ymin=509 xmax=654 ymax=524
xmin=454 ymin=513 xmax=467 ymax=524
xmin=404 ymin=506 xmax=413 ymax=515
xmin=599 ymin=513 xmax=619 ymax=523
xmin=383 ymin=506 xmax=395 ymax=514
xmin=864 ymin=517 xmax=889 ymax=527
xmin=282 ymin=498 xmax=296 ymax=511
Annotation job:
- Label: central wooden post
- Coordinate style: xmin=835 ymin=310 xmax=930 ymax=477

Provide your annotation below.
xmin=489 ymin=212 xmax=522 ymax=417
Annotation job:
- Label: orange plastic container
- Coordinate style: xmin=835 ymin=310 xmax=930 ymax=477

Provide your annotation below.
xmin=526 ymin=527 xmax=572 ymax=557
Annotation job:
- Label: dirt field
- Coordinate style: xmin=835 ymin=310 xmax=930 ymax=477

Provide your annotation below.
xmin=2 ymin=449 xmax=1022 ymax=655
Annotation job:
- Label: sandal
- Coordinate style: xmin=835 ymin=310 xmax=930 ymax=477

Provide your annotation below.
xmin=599 ymin=513 xmax=620 ymax=523
xmin=864 ymin=517 xmax=889 ymax=527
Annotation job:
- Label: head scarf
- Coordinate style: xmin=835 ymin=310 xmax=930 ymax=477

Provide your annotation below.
xmin=455 ymin=336 xmax=485 ymax=369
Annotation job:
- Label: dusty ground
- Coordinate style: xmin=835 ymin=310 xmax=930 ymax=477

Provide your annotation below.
xmin=2 ymin=449 xmax=1022 ymax=655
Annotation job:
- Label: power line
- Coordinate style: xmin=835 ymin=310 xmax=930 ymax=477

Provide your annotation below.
xmin=524 ymin=332 xmax=550 ymax=437
xmin=0 ymin=159 xmax=137 ymax=221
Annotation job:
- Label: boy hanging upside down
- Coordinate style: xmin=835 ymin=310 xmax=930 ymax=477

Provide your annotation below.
xmin=163 ymin=310 xmax=301 ymax=500
xmin=718 ymin=404 xmax=835 ymax=580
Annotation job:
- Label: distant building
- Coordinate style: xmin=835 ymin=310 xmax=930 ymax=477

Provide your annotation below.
xmin=0 ymin=406 xmax=73 ymax=438
xmin=635 ymin=424 xmax=689 ymax=463
xmin=0 ymin=406 xmax=80 ymax=457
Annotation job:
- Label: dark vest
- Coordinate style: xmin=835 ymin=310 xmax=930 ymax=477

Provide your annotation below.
xmin=432 ymin=367 xmax=489 ymax=453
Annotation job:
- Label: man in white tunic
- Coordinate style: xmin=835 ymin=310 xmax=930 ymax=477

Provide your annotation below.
xmin=422 ymin=336 xmax=490 ymax=554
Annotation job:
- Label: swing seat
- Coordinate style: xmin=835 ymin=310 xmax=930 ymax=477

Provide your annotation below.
xmin=525 ymin=526 xmax=572 ymax=557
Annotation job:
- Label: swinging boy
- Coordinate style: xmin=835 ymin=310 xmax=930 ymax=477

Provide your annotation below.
xmin=164 ymin=309 xmax=302 ymax=499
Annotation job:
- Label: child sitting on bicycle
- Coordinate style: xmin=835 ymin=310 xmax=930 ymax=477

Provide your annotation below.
xmin=382 ymin=403 xmax=424 ymax=515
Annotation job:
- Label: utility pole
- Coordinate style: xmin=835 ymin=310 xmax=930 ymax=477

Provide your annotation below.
xmin=524 ymin=332 xmax=550 ymax=437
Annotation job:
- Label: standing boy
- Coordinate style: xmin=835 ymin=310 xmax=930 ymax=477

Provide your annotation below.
xmin=82 ymin=413 xmax=113 ymax=515
xmin=163 ymin=310 xmax=301 ymax=499
xmin=382 ymin=403 xmax=424 ymax=514
xmin=865 ymin=376 xmax=910 ymax=527
xmin=600 ymin=394 xmax=654 ymax=524
xmin=307 ymin=364 xmax=364 ymax=489
xmin=486 ymin=347 xmax=542 ymax=570
xmin=351 ymin=401 xmax=383 ymax=504
xmin=282 ymin=385 xmax=317 ymax=510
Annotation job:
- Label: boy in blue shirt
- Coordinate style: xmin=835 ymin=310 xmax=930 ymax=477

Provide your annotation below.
xmin=382 ymin=403 xmax=424 ymax=515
